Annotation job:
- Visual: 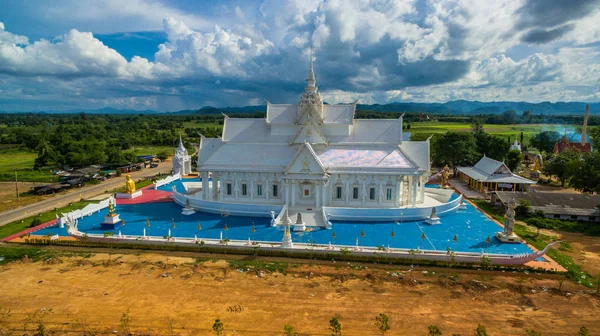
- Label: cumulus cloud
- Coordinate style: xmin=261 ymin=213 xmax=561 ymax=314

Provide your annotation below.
xmin=0 ymin=0 xmax=599 ymax=111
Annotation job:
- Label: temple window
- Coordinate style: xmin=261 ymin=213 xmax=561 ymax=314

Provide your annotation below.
xmin=352 ymin=187 xmax=359 ymax=199
xmin=272 ymin=184 xmax=278 ymax=197
xmin=257 ymin=184 xmax=263 ymax=196
xmin=226 ymin=183 xmax=232 ymax=195
xmin=242 ymin=183 xmax=248 ymax=196
xmin=386 ymin=188 xmax=393 ymax=201
xmin=335 ymin=186 xmax=343 ymax=199
xmin=369 ymin=187 xmax=376 ymax=200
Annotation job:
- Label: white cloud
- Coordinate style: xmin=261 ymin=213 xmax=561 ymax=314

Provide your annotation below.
xmin=1 ymin=0 xmax=600 ymax=111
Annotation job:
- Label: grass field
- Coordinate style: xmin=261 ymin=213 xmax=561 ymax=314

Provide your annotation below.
xmin=124 ymin=146 xmax=174 ymax=157
xmin=0 ymin=148 xmax=54 ymax=182
xmin=410 ymin=122 xmax=566 ymax=147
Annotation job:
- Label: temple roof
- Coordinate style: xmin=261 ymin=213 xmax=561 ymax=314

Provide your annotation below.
xmin=457 ymin=156 xmax=536 ymax=184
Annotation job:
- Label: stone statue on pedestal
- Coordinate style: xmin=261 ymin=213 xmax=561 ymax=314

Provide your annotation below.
xmin=495 ymin=199 xmax=520 ymax=243
xmin=503 ymin=199 xmax=516 ymax=236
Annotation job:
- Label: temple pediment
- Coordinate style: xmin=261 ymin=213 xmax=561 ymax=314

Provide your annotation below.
xmin=290 ymin=121 xmax=328 ymax=145
xmin=285 ymin=143 xmax=326 ymax=174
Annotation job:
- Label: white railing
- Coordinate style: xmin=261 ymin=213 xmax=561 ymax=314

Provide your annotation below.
xmin=272 ymin=205 xmax=288 ymax=226
xmin=154 ymin=173 xmax=182 ymax=190
xmin=321 ymin=207 xmax=332 ymax=229
xmin=60 ymin=196 xmax=115 ymax=226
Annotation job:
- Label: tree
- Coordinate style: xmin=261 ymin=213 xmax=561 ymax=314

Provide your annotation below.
xmin=474 ymin=324 xmax=488 ymax=336
xmin=434 ymin=132 xmax=478 ymax=175
xmin=589 ymin=126 xmax=600 ymax=150
xmin=157 ymin=151 xmax=169 ymax=161
xmin=283 ymin=323 xmax=297 ymax=336
xmin=516 ymin=199 xmax=531 ymax=216
xmin=526 ymin=330 xmax=542 ymax=336
xmin=530 ymin=131 xmax=561 ymax=153
xmin=329 ymin=317 xmax=342 ymax=336
xmin=427 ymin=325 xmax=442 ymax=336
xmin=471 ymin=118 xmax=485 ymax=134
xmin=522 ymin=110 xmax=532 ymax=123
xmin=569 ymin=152 xmax=600 ymax=193
xmin=212 ymin=319 xmax=224 ymax=336
xmin=375 ymin=313 xmax=390 ymax=335
xmin=577 ymin=326 xmax=590 ymax=336
xmin=544 ymin=150 xmax=580 ymax=187
xmin=501 ymin=110 xmax=518 ymax=124
xmin=506 ymin=149 xmax=523 ymax=171
xmin=475 ymin=132 xmax=510 ymax=161
xmin=34 ymin=139 xmax=55 ymax=170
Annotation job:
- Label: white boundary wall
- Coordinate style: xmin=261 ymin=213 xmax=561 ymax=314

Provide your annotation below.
xmin=323 ymin=195 xmax=462 ymax=222
xmin=154 ymin=173 xmax=182 ymax=190
xmin=173 ymin=189 xmax=282 ymax=217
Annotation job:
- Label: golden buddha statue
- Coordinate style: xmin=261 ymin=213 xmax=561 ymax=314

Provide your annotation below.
xmin=125 ymin=174 xmax=136 ymax=194
xmin=107 ymin=199 xmax=116 ymax=217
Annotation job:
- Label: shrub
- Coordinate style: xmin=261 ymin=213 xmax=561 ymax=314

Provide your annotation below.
xmin=29 ymin=218 xmax=42 ymax=228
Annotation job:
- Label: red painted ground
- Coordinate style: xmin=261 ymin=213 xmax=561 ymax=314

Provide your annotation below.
xmin=1 ymin=218 xmax=59 ymax=242
xmin=115 ymin=185 xmax=173 ymax=205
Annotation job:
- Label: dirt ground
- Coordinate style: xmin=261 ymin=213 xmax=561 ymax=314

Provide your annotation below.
xmin=556 ymin=231 xmax=600 ymax=276
xmin=0 ymin=252 xmax=598 ymax=336
xmin=0 ymin=182 xmax=60 ymax=213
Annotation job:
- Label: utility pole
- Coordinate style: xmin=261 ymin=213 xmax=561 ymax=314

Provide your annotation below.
xmin=14 ymin=168 xmax=20 ymax=202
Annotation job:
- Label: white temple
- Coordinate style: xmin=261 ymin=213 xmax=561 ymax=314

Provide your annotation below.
xmin=195 ymin=57 xmax=440 ymax=217
xmin=173 ymin=135 xmax=192 ymax=176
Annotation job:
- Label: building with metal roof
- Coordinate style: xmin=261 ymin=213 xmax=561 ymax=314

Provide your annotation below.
xmin=457 ymin=155 xmax=536 ymax=193
xmin=491 ymin=191 xmax=600 ymax=222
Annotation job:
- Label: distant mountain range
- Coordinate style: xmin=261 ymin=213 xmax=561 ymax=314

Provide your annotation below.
xmin=2 ymin=101 xmax=599 ymax=115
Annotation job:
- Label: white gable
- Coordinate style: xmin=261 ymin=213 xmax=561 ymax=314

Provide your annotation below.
xmin=285 ymin=143 xmax=325 ymax=174
xmin=290 ymin=122 xmax=328 ymax=144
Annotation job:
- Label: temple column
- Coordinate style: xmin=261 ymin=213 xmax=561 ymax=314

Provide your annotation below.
xmin=394 ymin=177 xmax=401 ymax=207
xmin=211 ymin=172 xmax=218 ymax=201
xmin=265 ymin=177 xmax=270 ymax=203
xmin=410 ymin=176 xmax=417 ymax=208
xmin=291 ymin=180 xmax=296 ymax=207
xmin=316 ymin=182 xmax=320 ymax=208
xmin=419 ymin=175 xmax=426 ymax=203
xmin=234 ymin=174 xmax=239 ymax=201
xmin=361 ymin=176 xmax=366 ymax=205
xmin=322 ymin=181 xmax=327 ymax=206
xmin=250 ymin=173 xmax=255 ymax=201
xmin=284 ymin=180 xmax=290 ymax=207
xmin=201 ymin=172 xmax=208 ymax=200
xmin=344 ymin=178 xmax=349 ymax=205
xmin=219 ymin=175 xmax=224 ymax=201
xmin=378 ymin=179 xmax=383 ymax=206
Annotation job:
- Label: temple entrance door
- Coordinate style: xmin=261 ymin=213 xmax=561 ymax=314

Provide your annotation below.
xmin=297 ymin=181 xmax=316 ymax=206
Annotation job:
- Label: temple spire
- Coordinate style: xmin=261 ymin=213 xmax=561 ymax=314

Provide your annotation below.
xmin=305 ymin=47 xmax=316 ymax=91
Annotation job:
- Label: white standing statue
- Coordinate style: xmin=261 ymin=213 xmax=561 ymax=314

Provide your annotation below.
xmin=495 ymin=199 xmax=520 ymax=243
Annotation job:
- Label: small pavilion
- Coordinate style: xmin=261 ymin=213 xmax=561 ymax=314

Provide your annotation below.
xmin=457 ymin=155 xmax=535 ymax=193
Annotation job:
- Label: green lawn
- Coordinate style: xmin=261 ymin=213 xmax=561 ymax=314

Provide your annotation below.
xmin=125 ymin=146 xmax=174 ymax=157
xmin=0 ymin=148 xmax=54 ymax=182
xmin=410 ymin=122 xmax=564 ymax=149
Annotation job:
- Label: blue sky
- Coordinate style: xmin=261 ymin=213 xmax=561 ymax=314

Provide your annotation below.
xmin=0 ymin=0 xmax=599 ymax=112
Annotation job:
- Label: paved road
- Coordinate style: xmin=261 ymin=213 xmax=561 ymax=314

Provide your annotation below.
xmin=0 ymin=161 xmax=173 ymax=226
